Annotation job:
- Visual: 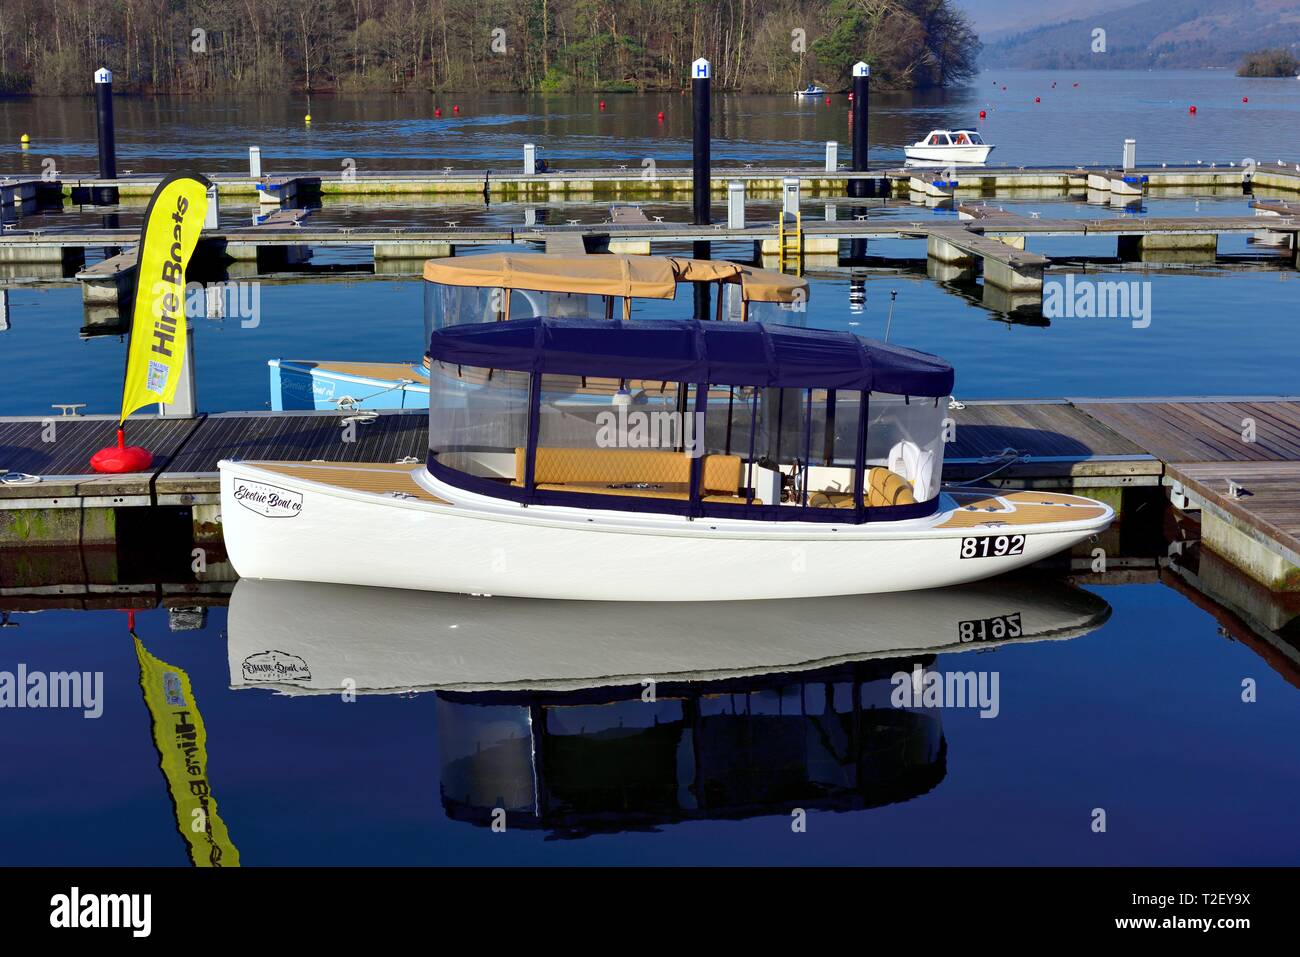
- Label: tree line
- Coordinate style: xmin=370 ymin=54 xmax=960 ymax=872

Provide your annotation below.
xmin=0 ymin=0 xmax=980 ymax=95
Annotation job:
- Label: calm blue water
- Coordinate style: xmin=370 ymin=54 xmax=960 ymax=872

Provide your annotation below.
xmin=2 ymin=581 xmax=1297 ymax=865
xmin=1 ymin=69 xmax=1299 ymax=867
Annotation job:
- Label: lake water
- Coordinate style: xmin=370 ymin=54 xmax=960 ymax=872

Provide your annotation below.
xmin=1 ymin=69 xmax=1298 ymax=866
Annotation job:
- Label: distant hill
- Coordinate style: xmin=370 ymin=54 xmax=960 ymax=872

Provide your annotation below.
xmin=981 ymin=0 xmax=1300 ymax=69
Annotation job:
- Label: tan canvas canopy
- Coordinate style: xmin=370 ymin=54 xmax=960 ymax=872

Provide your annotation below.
xmin=422 ymin=253 xmax=808 ymax=303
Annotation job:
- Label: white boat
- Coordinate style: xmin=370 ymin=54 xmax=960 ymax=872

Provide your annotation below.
xmin=904 ymin=129 xmax=994 ymax=167
xmin=795 ymin=84 xmax=826 ymax=96
xmin=220 ymin=255 xmax=1112 ymax=601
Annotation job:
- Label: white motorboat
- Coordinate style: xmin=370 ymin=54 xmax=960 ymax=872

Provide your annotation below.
xmin=904 ymin=129 xmax=994 ymax=167
xmin=795 ymin=83 xmax=826 ymax=96
xmin=219 ymin=254 xmax=1112 ymax=601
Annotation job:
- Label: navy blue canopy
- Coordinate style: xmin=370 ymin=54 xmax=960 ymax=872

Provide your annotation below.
xmin=428 ymin=317 xmax=954 ymax=396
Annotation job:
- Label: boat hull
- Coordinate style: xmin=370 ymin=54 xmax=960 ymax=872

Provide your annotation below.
xmin=218 ymin=461 xmax=1113 ymax=602
xmin=903 ymin=145 xmax=993 ymax=167
xmin=270 ymin=358 xmax=429 ymax=411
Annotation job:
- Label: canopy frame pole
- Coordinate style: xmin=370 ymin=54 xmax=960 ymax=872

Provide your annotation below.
xmin=745 ymin=390 xmax=758 ymax=506
xmin=724 ymin=387 xmax=735 ymax=456
xmin=714 ymin=280 xmax=724 ymax=321
xmin=688 ymin=381 xmax=707 ymax=517
xmin=801 ymin=388 xmax=814 ymax=507
xmin=853 ymin=390 xmax=869 ymax=522
xmin=823 ymin=388 xmax=837 ymax=466
xmin=523 ymin=371 xmax=542 ymax=502
xmin=622 ymin=297 xmax=631 ymax=322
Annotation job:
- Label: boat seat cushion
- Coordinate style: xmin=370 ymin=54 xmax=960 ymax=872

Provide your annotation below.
xmin=808 ymin=468 xmax=916 ymax=508
xmin=516 ymin=447 xmax=743 ymax=495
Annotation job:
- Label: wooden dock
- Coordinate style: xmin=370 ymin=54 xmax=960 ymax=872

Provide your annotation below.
xmin=11 ymin=161 xmax=1299 ymax=201
xmin=3 ymin=211 xmax=1296 ymax=302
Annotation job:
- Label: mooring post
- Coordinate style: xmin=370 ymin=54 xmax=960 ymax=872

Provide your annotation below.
xmin=692 ymin=57 xmax=713 ymax=320
xmin=849 ymin=62 xmax=870 ymax=199
xmin=248 ymin=146 xmax=262 ymax=178
xmin=727 ymin=181 xmax=746 ymax=229
xmin=0 ymin=288 xmax=9 ymax=331
xmin=523 ymin=144 xmax=537 ymax=176
xmin=692 ymin=58 xmax=712 ymax=226
xmin=93 ymin=67 xmax=118 ymax=205
xmin=204 ymin=183 xmax=220 ymax=230
xmin=825 ymin=141 xmax=838 ymax=173
xmin=1123 ymin=138 xmax=1137 ymax=171
xmin=159 ymin=332 xmax=198 ymax=418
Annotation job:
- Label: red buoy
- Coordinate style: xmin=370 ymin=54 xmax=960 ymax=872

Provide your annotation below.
xmin=1189 ymin=105 xmax=1197 ymax=114
xmin=979 ymin=110 xmax=986 ymax=119
xmin=1034 ymin=96 xmax=1040 ymax=103
xmin=90 ymin=427 xmax=153 ymax=474
xmin=1242 ymin=96 xmax=1248 ymax=103
xmin=434 ymin=107 xmax=442 ymax=117
xmin=848 ymin=92 xmax=854 ymax=101
xmin=824 ymin=96 xmax=830 ymax=105
xmin=657 ymin=111 xmax=665 ymax=122
xmin=599 ymin=100 xmax=606 ymax=110
xmin=453 ymin=105 xmax=460 ymax=114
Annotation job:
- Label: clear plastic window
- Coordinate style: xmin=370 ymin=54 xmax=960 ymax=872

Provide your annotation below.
xmin=427 ymin=361 xmax=531 ymax=479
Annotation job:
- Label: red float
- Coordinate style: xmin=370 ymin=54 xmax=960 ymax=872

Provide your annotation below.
xmin=90 ymin=427 xmax=153 ymax=474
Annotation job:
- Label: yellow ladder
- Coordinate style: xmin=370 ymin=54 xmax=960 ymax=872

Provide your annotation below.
xmin=777 ymin=210 xmax=803 ymax=275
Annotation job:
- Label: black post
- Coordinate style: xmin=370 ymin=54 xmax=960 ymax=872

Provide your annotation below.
xmin=692 ymin=58 xmax=712 ymax=320
xmin=849 ymin=60 xmax=870 ymax=257
xmin=849 ymin=61 xmax=870 ymax=199
xmin=692 ymin=58 xmax=711 ymax=225
xmin=93 ymin=67 xmax=118 ymax=205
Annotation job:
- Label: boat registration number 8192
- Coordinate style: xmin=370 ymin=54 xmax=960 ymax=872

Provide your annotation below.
xmin=959 ymin=534 xmax=1025 ymax=559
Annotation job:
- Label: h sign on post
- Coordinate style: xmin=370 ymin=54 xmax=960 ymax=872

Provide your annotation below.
xmin=693 ymin=58 xmax=711 ymax=79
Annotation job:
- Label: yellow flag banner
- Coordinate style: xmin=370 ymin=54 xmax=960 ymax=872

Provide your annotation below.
xmin=134 ymin=635 xmax=241 ymax=867
xmin=119 ymin=172 xmax=211 ymax=422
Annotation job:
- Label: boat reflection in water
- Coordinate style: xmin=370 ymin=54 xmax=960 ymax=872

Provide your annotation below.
xmin=228 ymin=577 xmax=1110 ymax=837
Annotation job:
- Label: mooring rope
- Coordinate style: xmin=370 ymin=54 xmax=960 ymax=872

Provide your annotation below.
xmin=0 ymin=470 xmax=41 ymax=486
xmin=954 ymin=448 xmax=1031 ymax=487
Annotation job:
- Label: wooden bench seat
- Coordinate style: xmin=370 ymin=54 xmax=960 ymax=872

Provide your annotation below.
xmin=516 ymin=447 xmax=744 ymax=496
